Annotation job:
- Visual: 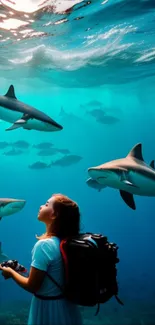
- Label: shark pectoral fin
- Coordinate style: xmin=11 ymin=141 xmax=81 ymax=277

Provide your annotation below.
xmin=5 ymin=119 xmax=26 ymax=131
xmin=120 ymin=171 xmax=139 ymax=188
xmin=6 ymin=123 xmax=23 ymax=131
xmin=150 ymin=160 xmax=155 ymax=169
xmin=122 ymin=180 xmax=138 ymax=188
xmin=119 ymin=190 xmax=136 ymax=210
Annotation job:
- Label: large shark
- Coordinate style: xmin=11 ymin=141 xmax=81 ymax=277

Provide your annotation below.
xmin=0 ymin=198 xmax=26 ymax=220
xmin=0 ymin=85 xmax=63 ymax=132
xmin=87 ymin=143 xmax=155 ymax=210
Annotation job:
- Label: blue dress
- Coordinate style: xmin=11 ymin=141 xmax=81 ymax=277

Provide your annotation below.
xmin=28 ymin=236 xmax=83 ymax=325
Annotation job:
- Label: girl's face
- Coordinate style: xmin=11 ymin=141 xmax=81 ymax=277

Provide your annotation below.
xmin=38 ymin=196 xmax=55 ymax=224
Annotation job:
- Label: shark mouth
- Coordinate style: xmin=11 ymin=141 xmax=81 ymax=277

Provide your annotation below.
xmin=97 ymin=176 xmax=107 ymax=181
xmin=88 ymin=168 xmax=111 ymax=180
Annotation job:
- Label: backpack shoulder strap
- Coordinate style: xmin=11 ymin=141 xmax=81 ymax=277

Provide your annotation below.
xmin=46 ymin=272 xmax=64 ymax=293
xmin=45 ymin=239 xmax=68 ymax=294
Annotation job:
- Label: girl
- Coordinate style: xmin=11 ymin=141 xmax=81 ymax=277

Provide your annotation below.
xmin=0 ymin=193 xmax=83 ymax=325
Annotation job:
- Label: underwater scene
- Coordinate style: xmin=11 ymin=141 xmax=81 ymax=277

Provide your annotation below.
xmin=0 ymin=0 xmax=155 ymax=324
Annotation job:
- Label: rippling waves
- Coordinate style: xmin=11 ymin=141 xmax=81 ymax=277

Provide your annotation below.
xmin=0 ymin=0 xmax=155 ymax=88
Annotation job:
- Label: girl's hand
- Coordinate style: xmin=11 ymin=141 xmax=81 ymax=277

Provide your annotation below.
xmin=0 ymin=265 xmax=13 ymax=279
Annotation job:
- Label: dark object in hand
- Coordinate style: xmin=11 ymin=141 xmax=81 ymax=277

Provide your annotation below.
xmin=1 ymin=259 xmax=27 ymax=273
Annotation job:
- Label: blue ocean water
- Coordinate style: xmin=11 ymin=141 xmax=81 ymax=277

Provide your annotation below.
xmin=0 ymin=0 xmax=155 ymax=324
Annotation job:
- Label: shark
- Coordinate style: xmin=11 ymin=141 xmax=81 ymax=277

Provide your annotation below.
xmin=0 ymin=85 xmax=63 ymax=132
xmin=0 ymin=242 xmax=8 ymax=263
xmin=0 ymin=198 xmax=26 ymax=220
xmin=87 ymin=143 xmax=155 ymax=210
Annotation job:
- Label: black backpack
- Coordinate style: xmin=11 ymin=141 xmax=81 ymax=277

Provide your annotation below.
xmin=35 ymin=232 xmax=123 ymax=315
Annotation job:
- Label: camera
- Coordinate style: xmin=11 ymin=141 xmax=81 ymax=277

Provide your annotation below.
xmin=1 ymin=259 xmax=27 ymax=273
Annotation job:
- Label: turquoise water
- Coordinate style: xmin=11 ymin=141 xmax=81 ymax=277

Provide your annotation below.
xmin=0 ymin=0 xmax=155 ymax=324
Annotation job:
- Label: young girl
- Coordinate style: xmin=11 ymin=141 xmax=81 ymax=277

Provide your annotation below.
xmin=0 ymin=193 xmax=83 ymax=325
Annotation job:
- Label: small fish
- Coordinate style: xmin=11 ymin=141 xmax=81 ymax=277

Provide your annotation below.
xmin=81 ymin=100 xmax=102 ymax=108
xmin=37 ymin=148 xmax=58 ymax=156
xmin=59 ymin=106 xmax=72 ymax=118
xmin=57 ymin=148 xmax=70 ymax=154
xmin=10 ymin=140 xmax=30 ymax=149
xmin=96 ymin=115 xmax=120 ymax=125
xmin=3 ymin=149 xmax=23 ymax=156
xmin=0 ymin=141 xmax=9 ymax=149
xmin=29 ymin=161 xmax=51 ymax=169
xmin=59 ymin=107 xmax=82 ymax=122
xmin=51 ymin=155 xmax=82 ymax=167
xmin=87 ymin=108 xmax=105 ymax=119
xmin=33 ymin=142 xmax=53 ymax=149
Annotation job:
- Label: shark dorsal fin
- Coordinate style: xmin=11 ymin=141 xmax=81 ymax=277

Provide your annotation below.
xmin=150 ymin=160 xmax=155 ymax=169
xmin=4 ymin=85 xmax=17 ymax=99
xmin=127 ymin=143 xmax=144 ymax=161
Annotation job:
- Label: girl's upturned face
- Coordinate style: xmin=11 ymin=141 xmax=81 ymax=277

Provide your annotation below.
xmin=38 ymin=196 xmax=55 ymax=224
